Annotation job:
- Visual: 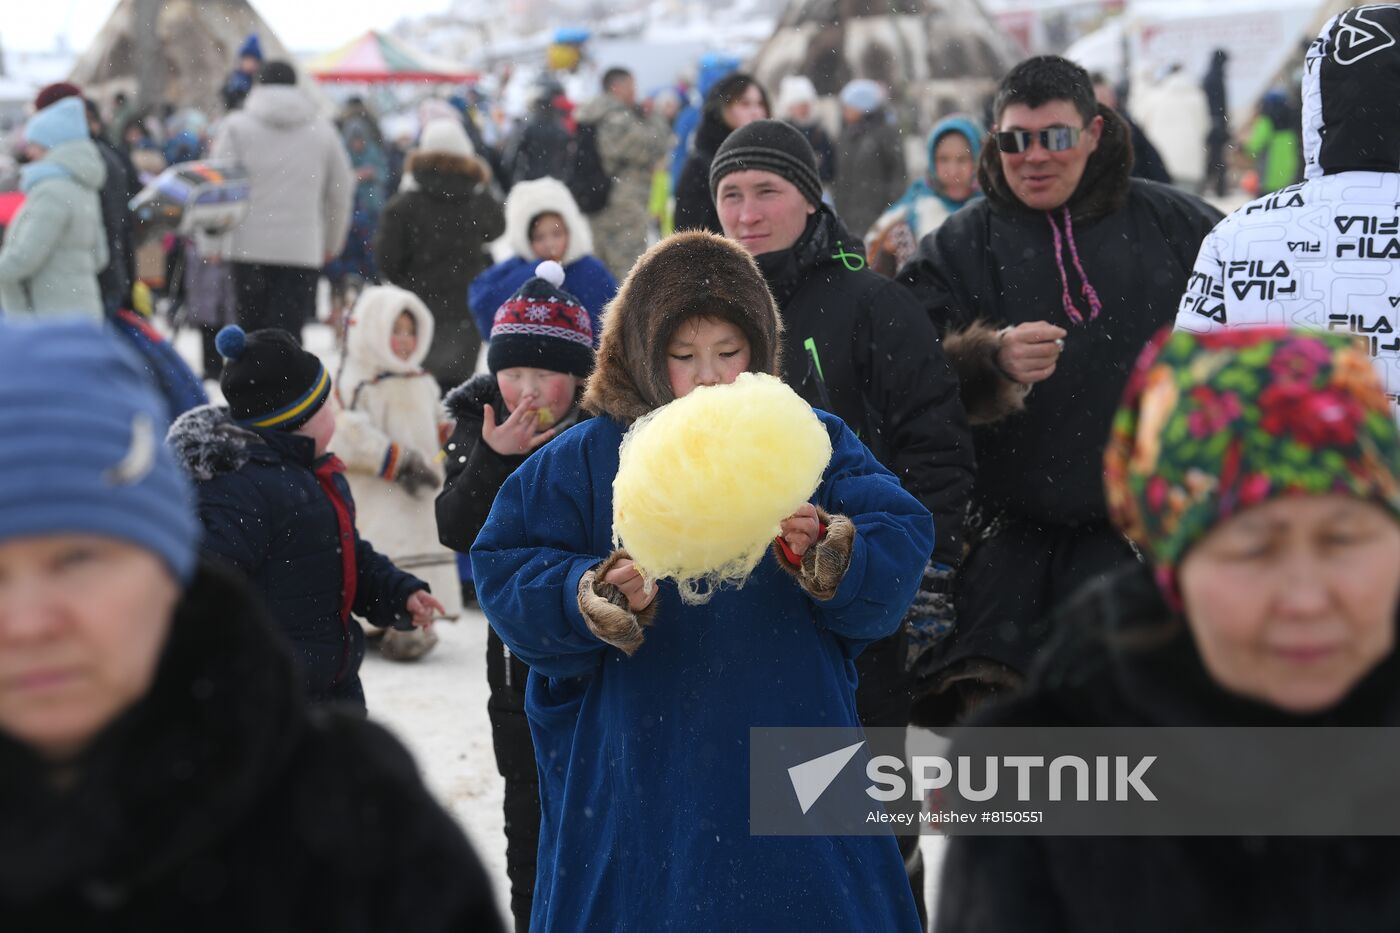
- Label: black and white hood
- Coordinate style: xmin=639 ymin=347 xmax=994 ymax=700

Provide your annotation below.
xmin=1303 ymin=4 xmax=1400 ymax=179
xmin=1175 ymin=4 xmax=1400 ymax=428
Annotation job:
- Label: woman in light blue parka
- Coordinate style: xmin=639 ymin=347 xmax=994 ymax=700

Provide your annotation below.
xmin=0 ymin=96 xmax=108 ymax=319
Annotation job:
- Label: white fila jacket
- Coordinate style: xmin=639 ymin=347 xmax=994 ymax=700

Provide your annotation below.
xmin=1176 ymin=4 xmax=1400 ymax=423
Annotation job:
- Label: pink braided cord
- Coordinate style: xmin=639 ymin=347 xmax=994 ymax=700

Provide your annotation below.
xmin=1060 ymin=207 xmax=1103 ymax=322
xmin=1045 ymin=211 xmax=1081 ymax=325
xmin=1045 ymin=208 xmax=1103 ymax=325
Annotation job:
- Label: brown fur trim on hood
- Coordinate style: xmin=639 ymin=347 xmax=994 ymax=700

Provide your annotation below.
xmin=582 ymin=230 xmax=782 ymax=425
xmin=407 ymin=150 xmax=490 ymax=187
xmin=977 ymin=103 xmax=1134 ymax=224
xmin=942 ymin=321 xmax=1030 ymax=425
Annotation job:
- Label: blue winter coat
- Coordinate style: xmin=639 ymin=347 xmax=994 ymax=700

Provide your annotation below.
xmin=468 ymin=255 xmax=615 ymax=346
xmin=471 ymin=410 xmax=931 ymax=932
xmin=110 ymin=309 xmax=207 ymax=420
xmin=169 ymin=406 xmax=425 ymax=709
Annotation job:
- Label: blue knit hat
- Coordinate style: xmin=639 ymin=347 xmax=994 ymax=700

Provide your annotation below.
xmin=0 ymin=319 xmax=200 ymax=583
xmin=24 ymin=97 xmax=89 ymax=149
xmin=239 ymin=34 xmax=264 ymax=62
xmin=839 ymin=79 xmax=885 ymax=114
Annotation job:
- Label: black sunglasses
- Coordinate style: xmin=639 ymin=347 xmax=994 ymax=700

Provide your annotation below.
xmin=995 ymin=127 xmax=1083 ymax=153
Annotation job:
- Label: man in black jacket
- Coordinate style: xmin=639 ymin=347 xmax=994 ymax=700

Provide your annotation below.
xmin=897 ymin=55 xmax=1221 ymax=726
xmin=711 ymin=118 xmax=975 ymax=925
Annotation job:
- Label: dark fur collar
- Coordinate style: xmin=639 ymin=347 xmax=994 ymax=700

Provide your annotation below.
xmin=408 ymin=150 xmax=488 ymax=187
xmin=977 ymin=103 xmax=1134 ymax=224
xmin=0 ymin=562 xmax=304 ymax=903
xmin=443 ymin=373 xmax=503 ymax=422
xmin=167 ymin=405 xmax=313 ymax=479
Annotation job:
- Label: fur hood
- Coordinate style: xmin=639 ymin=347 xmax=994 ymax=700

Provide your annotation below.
xmin=503 ymin=176 xmax=594 ymax=265
xmin=977 ymin=102 xmax=1133 ymax=224
xmin=582 ymin=230 xmax=782 ymax=425
xmin=406 ymin=150 xmax=490 ymax=197
xmin=343 ymin=284 xmax=435 ymax=376
xmin=167 ymin=405 xmax=261 ymax=481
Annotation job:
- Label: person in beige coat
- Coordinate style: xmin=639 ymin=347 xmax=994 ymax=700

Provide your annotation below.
xmin=335 ymin=284 xmax=462 ymax=660
xmin=211 ymin=61 xmax=353 ymax=341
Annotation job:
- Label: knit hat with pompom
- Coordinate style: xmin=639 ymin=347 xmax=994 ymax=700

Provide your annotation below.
xmin=215 ymin=325 xmax=330 ymax=431
xmin=487 ymin=260 xmax=595 ymax=378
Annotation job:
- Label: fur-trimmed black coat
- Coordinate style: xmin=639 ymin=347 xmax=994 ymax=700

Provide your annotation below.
xmin=376 ymin=152 xmax=506 ymax=387
xmin=758 ymin=207 xmax=975 ymax=567
xmin=168 ymin=406 xmax=425 ymax=709
xmin=934 ymin=564 xmax=1400 ymax=932
xmin=898 ymin=104 xmax=1222 ymax=529
xmin=0 ymin=560 xmax=504 ymax=931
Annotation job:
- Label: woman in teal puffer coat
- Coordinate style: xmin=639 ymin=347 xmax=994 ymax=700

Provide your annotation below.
xmin=0 ymin=96 xmax=107 ymax=319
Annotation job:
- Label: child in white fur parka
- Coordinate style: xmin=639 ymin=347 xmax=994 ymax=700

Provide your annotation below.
xmin=336 ymin=283 xmax=462 ymax=659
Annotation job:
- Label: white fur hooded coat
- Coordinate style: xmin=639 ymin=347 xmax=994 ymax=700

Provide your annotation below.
xmin=335 ymin=284 xmax=462 ymax=618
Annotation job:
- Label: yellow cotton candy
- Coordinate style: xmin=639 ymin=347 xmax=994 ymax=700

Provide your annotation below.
xmin=612 ymin=372 xmax=833 ymax=604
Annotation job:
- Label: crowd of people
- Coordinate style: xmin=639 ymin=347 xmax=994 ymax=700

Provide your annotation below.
xmin=4 ymin=4 xmax=1400 ymax=930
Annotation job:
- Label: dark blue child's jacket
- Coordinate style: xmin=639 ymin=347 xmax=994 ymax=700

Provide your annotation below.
xmin=170 ymin=406 xmax=425 ymax=709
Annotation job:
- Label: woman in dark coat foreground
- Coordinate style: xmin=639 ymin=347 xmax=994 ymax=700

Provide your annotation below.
xmin=0 ymin=319 xmax=502 ymax=932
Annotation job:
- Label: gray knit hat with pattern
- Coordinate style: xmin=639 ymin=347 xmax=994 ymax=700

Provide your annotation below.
xmin=709 ymin=119 xmax=823 ymax=208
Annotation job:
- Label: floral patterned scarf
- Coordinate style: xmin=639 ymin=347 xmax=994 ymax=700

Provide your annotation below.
xmin=1105 ymin=326 xmax=1400 ymax=606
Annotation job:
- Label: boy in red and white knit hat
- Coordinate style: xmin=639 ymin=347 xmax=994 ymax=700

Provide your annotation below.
xmin=434 ymin=259 xmax=596 ymax=933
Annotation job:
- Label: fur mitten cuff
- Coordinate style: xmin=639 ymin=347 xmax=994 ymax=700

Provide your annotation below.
xmin=943 ymin=321 xmax=1031 ymax=425
xmin=577 ymin=549 xmax=658 ymax=656
xmin=773 ymin=506 xmax=856 ymax=601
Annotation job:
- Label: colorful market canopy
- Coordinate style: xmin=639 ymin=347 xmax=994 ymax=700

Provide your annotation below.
xmin=306 ymin=31 xmax=475 ymax=84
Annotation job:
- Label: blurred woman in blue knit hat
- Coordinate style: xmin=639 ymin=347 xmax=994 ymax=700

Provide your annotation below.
xmin=0 ymin=318 xmax=503 ymax=929
xmin=0 ymin=96 xmax=108 ymax=319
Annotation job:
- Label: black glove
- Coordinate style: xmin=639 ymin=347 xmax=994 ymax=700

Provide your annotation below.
xmin=394 ymin=448 xmax=438 ymax=497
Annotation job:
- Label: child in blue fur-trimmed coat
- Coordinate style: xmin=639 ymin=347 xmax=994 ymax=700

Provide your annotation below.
xmin=471 ymin=231 xmax=932 ymax=932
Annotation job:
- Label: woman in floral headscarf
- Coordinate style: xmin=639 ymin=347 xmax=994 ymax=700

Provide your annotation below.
xmin=934 ymin=327 xmax=1400 ymax=933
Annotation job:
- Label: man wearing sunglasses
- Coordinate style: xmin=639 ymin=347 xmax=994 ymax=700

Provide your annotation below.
xmin=898 ymin=56 xmax=1221 ymax=727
